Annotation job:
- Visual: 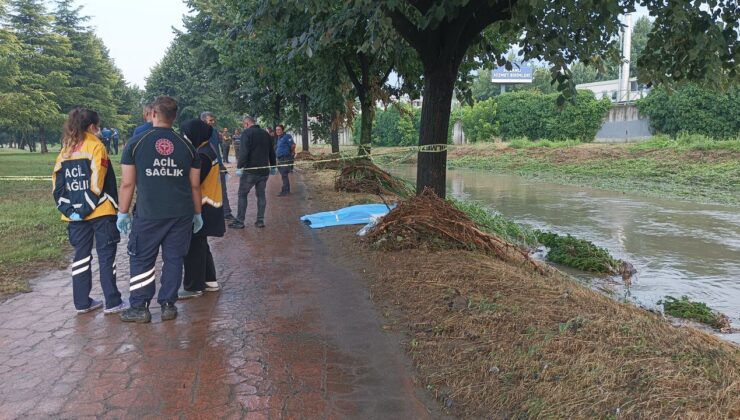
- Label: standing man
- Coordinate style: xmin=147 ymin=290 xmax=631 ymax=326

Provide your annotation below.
xmin=274 ymin=125 xmax=296 ymax=196
xmin=117 ymin=96 xmax=203 ymax=323
xmin=229 ymin=115 xmax=275 ymax=229
xmin=112 ymin=128 xmax=120 ymax=155
xmin=100 ymin=127 xmax=113 ymax=154
xmin=133 ymin=104 xmax=154 ymax=137
xmin=220 ymin=128 xmax=231 ymax=163
xmin=201 ymin=112 xmax=234 ymax=221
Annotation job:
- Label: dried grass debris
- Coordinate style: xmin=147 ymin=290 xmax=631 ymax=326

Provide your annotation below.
xmin=334 ymin=160 xmax=412 ymax=197
xmin=367 ymin=189 xmax=546 ymax=274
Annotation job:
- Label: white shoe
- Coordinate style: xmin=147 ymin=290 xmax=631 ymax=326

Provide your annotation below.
xmin=204 ymin=282 xmax=220 ymax=292
xmin=77 ymin=299 xmax=104 ymax=314
xmin=104 ymin=300 xmax=129 ymax=315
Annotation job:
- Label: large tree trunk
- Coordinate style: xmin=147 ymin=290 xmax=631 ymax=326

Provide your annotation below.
xmin=39 ymin=128 xmax=48 ymax=154
xmin=300 ymin=94 xmax=309 ymax=152
xmin=330 ymin=113 xmax=340 ymax=154
xmin=358 ymin=97 xmax=374 ymax=156
xmin=416 ymin=68 xmax=456 ymax=197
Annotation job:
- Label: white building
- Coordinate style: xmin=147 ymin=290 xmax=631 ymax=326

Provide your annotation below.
xmin=576 ymin=78 xmax=649 ymax=103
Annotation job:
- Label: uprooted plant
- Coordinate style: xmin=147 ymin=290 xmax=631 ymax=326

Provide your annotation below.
xmin=659 ymin=295 xmax=733 ymax=332
xmin=366 ymin=189 xmax=546 ymax=274
xmin=335 ymin=160 xmax=413 ymax=198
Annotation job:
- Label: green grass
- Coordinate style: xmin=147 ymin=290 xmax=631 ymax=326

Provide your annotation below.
xmin=628 ymin=134 xmax=740 ymax=153
xmin=446 ymin=146 xmax=740 ymax=205
xmin=0 ymin=148 xmax=123 ymax=295
xmin=451 ymin=198 xmax=623 ymax=274
xmin=507 ymin=138 xmax=582 ymax=149
xmin=658 ymin=295 xmax=728 ymax=329
xmin=451 ymin=199 xmax=539 ymax=248
xmin=535 ymin=231 xmax=621 ymax=274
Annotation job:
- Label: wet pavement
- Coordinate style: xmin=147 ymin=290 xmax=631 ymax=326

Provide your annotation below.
xmin=0 ymin=171 xmax=436 ymax=419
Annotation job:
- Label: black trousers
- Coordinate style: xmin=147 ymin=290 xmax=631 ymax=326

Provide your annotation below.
xmin=183 ymin=232 xmax=216 ymax=292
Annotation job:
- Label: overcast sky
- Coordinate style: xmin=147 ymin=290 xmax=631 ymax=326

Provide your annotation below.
xmin=75 ymin=0 xmax=190 ymax=88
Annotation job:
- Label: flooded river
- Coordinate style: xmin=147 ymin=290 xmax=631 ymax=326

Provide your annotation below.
xmin=389 ymin=166 xmax=740 ymax=343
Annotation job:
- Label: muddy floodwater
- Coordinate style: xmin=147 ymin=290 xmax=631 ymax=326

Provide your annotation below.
xmin=390 ymin=166 xmax=740 ymax=344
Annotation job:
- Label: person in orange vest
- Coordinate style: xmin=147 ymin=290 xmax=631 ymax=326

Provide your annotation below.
xmin=52 ymin=108 xmax=125 ymax=314
xmin=179 ymin=119 xmax=226 ymax=297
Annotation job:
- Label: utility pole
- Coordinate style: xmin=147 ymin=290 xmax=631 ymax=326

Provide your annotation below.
xmin=619 ymin=13 xmax=632 ymax=102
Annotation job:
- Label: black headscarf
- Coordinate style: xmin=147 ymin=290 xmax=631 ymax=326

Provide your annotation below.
xmin=180 ymin=118 xmax=213 ymax=148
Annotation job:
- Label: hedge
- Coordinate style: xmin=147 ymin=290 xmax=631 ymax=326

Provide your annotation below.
xmin=637 ymin=85 xmax=740 ymax=139
xmin=494 ymin=90 xmax=611 ymax=142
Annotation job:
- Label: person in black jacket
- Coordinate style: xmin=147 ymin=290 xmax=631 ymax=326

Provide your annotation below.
xmin=229 ymin=115 xmax=276 ymax=229
xmin=179 ymin=119 xmax=226 ymax=298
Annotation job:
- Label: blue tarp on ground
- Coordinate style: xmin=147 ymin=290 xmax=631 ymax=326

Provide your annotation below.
xmin=300 ymin=204 xmax=393 ymax=229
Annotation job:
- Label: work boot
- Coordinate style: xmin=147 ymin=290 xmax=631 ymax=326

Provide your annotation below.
xmin=120 ymin=306 xmax=152 ymax=323
xmin=161 ymin=303 xmax=178 ymax=321
xmin=229 ymin=220 xmax=245 ymax=229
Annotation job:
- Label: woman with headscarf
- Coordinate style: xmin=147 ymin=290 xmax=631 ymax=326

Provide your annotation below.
xmin=179 ymin=119 xmax=226 ymax=298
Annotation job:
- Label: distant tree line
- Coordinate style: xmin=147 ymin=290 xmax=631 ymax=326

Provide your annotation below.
xmin=0 ymin=0 xmax=142 ymax=152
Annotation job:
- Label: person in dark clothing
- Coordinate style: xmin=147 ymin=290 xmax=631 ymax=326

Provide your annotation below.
xmin=179 ymin=119 xmax=226 ymax=298
xmin=117 ymin=96 xmax=203 ymax=323
xmin=112 ymin=128 xmax=120 ymax=155
xmin=229 ymin=115 xmax=276 ymax=229
xmin=133 ymin=104 xmax=154 ymax=137
xmin=274 ymin=124 xmax=296 ymax=196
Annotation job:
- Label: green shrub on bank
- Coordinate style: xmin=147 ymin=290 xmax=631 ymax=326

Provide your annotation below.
xmin=637 ymin=84 xmax=740 ymax=139
xmin=658 ymin=296 xmax=729 ymax=329
xmin=353 ymin=103 xmax=420 ymax=147
xmin=460 ymin=98 xmax=498 ymax=142
xmin=494 ymin=90 xmax=610 ymax=142
xmin=535 ymin=231 xmax=621 ymax=274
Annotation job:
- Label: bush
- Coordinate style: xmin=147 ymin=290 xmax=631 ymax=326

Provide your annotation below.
xmin=460 ymin=98 xmax=498 ymax=142
xmin=637 ymin=85 xmax=740 ymax=139
xmin=492 ymin=90 xmax=610 ymax=141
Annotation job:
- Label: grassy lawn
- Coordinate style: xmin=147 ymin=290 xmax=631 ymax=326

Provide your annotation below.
xmin=0 ymin=147 xmax=122 ymax=296
xmin=428 ymin=141 xmax=739 ymax=205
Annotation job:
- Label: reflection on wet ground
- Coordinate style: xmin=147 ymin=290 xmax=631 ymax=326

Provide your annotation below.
xmin=0 ymin=174 xmax=436 ymax=418
xmin=391 ymin=166 xmax=740 ymax=344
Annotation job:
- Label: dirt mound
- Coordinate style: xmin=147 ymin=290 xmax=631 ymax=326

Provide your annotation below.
xmin=367 ymin=189 xmax=545 ymax=273
xmin=312 ymin=153 xmax=344 ymax=170
xmin=334 ymin=160 xmax=412 ymax=197
xmin=294 ymin=151 xmax=318 ymax=161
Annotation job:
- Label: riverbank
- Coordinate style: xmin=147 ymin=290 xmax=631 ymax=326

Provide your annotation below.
xmin=301 ymin=167 xmax=740 ymax=418
xmin=376 ymin=141 xmax=740 ymax=205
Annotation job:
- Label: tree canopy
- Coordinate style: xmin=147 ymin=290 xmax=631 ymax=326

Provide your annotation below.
xmin=165 ymin=0 xmax=737 ymax=196
xmin=0 ymin=0 xmax=140 ymax=151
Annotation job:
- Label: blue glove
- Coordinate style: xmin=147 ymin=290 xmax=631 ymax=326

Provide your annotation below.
xmin=270 ymin=167 xmax=277 ymax=176
xmin=69 ymin=212 xmax=82 ymax=221
xmin=193 ymin=214 xmax=203 ymax=233
xmin=235 ymin=169 xmax=243 ymax=177
xmin=116 ymin=212 xmax=131 ymax=235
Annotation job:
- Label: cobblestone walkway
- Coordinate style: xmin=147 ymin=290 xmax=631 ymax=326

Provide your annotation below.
xmin=0 ymin=171 xmax=436 ymax=419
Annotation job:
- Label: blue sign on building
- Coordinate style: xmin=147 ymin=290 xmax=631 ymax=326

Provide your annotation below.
xmin=491 ymin=62 xmax=533 ymax=84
